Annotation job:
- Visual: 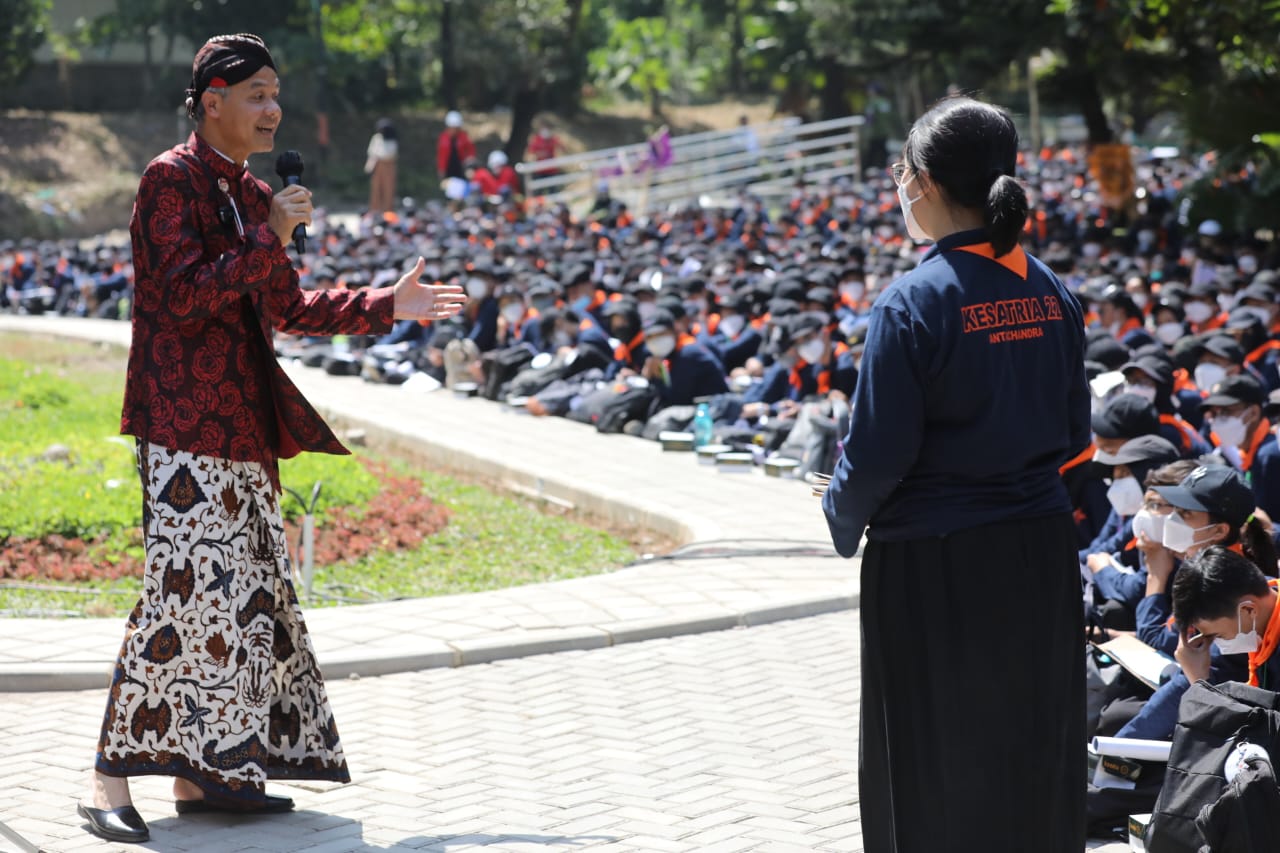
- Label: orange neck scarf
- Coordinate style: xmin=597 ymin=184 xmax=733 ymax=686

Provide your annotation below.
xmin=1248 ymin=580 xmax=1280 ymax=687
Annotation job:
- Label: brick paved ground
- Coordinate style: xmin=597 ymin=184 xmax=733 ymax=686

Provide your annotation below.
xmin=0 ymin=612 xmax=859 ymax=853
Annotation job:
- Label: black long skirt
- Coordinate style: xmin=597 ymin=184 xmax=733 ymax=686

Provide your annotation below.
xmin=859 ymin=513 xmax=1085 ymax=853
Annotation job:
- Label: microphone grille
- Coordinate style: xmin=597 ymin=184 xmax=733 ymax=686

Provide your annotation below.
xmin=275 ymin=149 xmax=304 ymax=178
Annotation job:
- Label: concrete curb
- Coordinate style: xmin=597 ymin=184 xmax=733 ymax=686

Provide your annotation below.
xmin=1 ymin=594 xmax=859 ymax=691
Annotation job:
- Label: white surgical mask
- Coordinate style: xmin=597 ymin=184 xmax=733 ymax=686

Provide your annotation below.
xmin=841 ymin=282 xmax=865 ymax=302
xmin=1132 ymin=292 xmax=1149 ymax=310
xmin=1213 ymin=607 xmax=1261 ymax=655
xmin=798 ymin=338 xmax=826 ymax=365
xmin=1106 ymin=476 xmax=1145 ymax=517
xmin=466 ymin=277 xmax=488 ymax=299
xmin=1123 ymin=383 xmax=1159 ymax=404
xmin=1219 ymin=293 xmax=1239 ymax=313
xmin=1212 ymin=414 xmax=1248 ymax=448
xmin=1185 ymin=301 xmax=1215 ymax=325
xmin=1131 ymin=508 xmax=1166 ymax=544
xmin=1194 ymin=362 xmax=1228 ymax=392
xmin=897 ymin=181 xmax=928 ymax=241
xmin=647 ymin=334 xmax=676 ymax=358
xmin=1161 ymin=513 xmax=1217 ymax=553
xmin=719 ymin=314 xmax=745 ymax=339
xmin=1155 ymin=322 xmax=1185 ymax=346
xmin=501 ymin=303 xmax=525 ymax=324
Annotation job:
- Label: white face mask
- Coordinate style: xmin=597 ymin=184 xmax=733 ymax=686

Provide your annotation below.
xmin=1123 ymin=383 xmax=1159 ymax=404
xmin=1107 ymin=476 xmax=1145 ymax=517
xmin=1213 ymin=606 xmax=1261 ymax=655
xmin=797 ymin=338 xmax=825 ymax=365
xmin=1161 ymin=513 xmax=1218 ymax=553
xmin=466 ymin=277 xmax=488 ymax=299
xmin=1132 ymin=508 xmax=1166 ymax=544
xmin=1156 ymin=321 xmax=1185 ymax=346
xmin=897 ymin=180 xmax=929 ymax=241
xmin=1219 ymin=293 xmax=1239 ymax=313
xmin=841 ymin=282 xmax=865 ymax=302
xmin=501 ymin=303 xmax=525 ymax=324
xmin=1132 ymin=292 xmax=1149 ymax=310
xmin=1194 ymin=362 xmax=1228 ymax=392
xmin=719 ymin=314 xmax=745 ymax=339
xmin=1185 ymin=301 xmax=1215 ymax=325
xmin=647 ymin=334 xmax=676 ymax=358
xmin=1212 ymin=414 xmax=1248 ymax=448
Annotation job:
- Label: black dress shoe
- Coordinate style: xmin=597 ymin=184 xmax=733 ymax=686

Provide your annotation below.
xmin=175 ymin=793 xmax=294 ymax=814
xmin=77 ymin=802 xmax=150 ymax=843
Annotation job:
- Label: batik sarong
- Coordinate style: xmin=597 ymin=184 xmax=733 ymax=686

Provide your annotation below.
xmin=95 ymin=441 xmax=349 ymax=804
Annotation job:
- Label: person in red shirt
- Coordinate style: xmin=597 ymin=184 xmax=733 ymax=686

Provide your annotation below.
xmin=436 ymin=110 xmax=475 ymax=181
xmin=77 ymin=34 xmax=467 ymax=846
xmin=474 ymin=150 xmax=521 ymax=198
xmin=526 ymin=118 xmax=562 ymax=176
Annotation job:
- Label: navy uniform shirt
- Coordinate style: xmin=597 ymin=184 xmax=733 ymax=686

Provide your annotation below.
xmin=654 ymin=341 xmax=729 ymax=407
xmin=823 ymin=229 xmax=1091 ymax=555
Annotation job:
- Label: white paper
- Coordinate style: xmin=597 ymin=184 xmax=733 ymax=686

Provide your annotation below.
xmin=1091 ymin=737 xmax=1172 ymax=763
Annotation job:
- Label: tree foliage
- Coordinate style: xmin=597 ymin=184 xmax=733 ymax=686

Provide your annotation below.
xmin=2 ymin=0 xmax=50 ymax=89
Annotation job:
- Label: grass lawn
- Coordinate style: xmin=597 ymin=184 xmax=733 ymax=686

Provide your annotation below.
xmin=0 ymin=331 xmax=640 ymax=617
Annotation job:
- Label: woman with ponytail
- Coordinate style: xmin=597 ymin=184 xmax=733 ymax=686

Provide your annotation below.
xmin=822 ymin=97 xmax=1090 ymax=852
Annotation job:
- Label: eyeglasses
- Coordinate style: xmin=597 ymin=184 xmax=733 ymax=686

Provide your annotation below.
xmin=889 ymin=162 xmax=910 ymax=186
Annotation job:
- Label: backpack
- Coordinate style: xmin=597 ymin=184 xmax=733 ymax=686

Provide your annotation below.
xmin=481 ymin=345 xmax=535 ymax=400
xmin=1146 ymin=680 xmax=1280 ymax=853
xmin=507 ymin=347 xmax=608 ymax=398
xmin=595 ymin=386 xmax=659 ymax=433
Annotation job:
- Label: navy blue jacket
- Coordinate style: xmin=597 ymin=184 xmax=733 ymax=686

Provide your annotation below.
xmin=1248 ymin=434 xmax=1280 ymax=523
xmin=701 ymin=326 xmax=763 ymax=373
xmin=742 ymin=361 xmax=794 ymax=406
xmin=653 ymin=342 xmax=729 ymax=407
xmin=467 ymin=296 xmax=500 ymax=351
xmin=822 ymin=230 xmax=1091 ymax=554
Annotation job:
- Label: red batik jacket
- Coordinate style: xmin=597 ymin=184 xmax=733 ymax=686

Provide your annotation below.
xmin=122 ymin=133 xmax=395 ymax=488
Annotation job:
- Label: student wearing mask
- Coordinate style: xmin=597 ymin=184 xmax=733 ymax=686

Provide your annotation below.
xmin=1083 ymin=439 xmax=1185 ymax=627
xmin=1150 ymin=295 xmax=1188 ymax=348
xmin=1117 ymin=356 xmax=1212 ymax=457
xmin=1199 ymin=374 xmax=1280 ymax=520
xmin=640 ymin=310 xmax=728 ymax=407
xmin=698 ymin=293 xmax=761 ymax=372
xmin=821 ymin=98 xmax=1090 ymax=853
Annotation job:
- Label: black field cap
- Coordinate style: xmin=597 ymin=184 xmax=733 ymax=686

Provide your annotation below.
xmin=1093 ymin=434 xmax=1180 ymax=467
xmin=1120 ymin=356 xmax=1173 ymax=387
xmin=1265 ymin=388 xmax=1280 ymax=419
xmin=643 ymin=309 xmax=675 ymax=334
xmin=1154 ymin=465 xmax=1255 ymax=528
xmin=1086 ymin=335 xmax=1130 ymax=371
xmin=1202 ymin=335 xmax=1245 ymax=364
xmin=1202 ymin=373 xmax=1266 ymax=408
xmin=789 ymin=312 xmax=827 ymax=338
xmin=1092 ymin=394 xmax=1161 ymax=439
xmin=1227 ymin=306 xmax=1266 ymax=330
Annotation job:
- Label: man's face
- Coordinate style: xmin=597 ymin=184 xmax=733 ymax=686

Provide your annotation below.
xmin=205 ymin=67 xmax=281 ymax=158
xmin=1193 ymin=601 xmax=1257 ymax=645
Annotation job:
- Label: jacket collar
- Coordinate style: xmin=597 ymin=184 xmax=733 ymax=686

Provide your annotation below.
xmin=188 ymin=132 xmax=249 ymax=181
xmin=921 ymin=228 xmax=989 ymax=262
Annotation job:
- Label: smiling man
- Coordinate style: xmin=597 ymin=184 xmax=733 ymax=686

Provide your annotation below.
xmin=76 ymin=34 xmax=466 ymax=844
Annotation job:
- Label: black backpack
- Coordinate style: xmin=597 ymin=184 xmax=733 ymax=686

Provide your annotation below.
xmin=1146 ymin=680 xmax=1280 ymax=852
xmin=595 ymin=386 xmax=659 ymax=433
xmin=481 ymin=345 xmax=535 ymax=400
xmin=507 ymin=347 xmax=609 ymax=398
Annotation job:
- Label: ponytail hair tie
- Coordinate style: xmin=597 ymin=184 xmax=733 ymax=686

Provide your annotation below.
xmin=1247 ymin=513 xmax=1257 ymax=524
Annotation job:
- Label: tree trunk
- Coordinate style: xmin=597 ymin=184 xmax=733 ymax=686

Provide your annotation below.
xmin=1062 ymin=38 xmax=1113 ymax=145
xmin=560 ymin=0 xmax=587 ymax=116
xmin=729 ymin=0 xmax=744 ymax=94
xmin=440 ymin=0 xmax=458 ymax=110
xmin=818 ymin=56 xmax=848 ymax=120
xmin=507 ymin=86 xmax=540 ymax=163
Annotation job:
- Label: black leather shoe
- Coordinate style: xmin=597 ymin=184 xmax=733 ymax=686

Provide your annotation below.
xmin=175 ymin=793 xmax=294 ymax=814
xmin=77 ymin=802 xmax=150 ymax=843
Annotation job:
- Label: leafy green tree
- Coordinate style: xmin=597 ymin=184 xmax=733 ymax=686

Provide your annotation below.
xmin=2 ymin=0 xmax=51 ymax=89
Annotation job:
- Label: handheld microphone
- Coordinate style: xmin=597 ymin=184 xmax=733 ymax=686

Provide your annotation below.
xmin=274 ymin=150 xmax=307 ymax=254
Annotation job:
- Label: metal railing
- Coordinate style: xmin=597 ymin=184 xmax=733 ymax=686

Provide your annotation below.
xmin=516 ymin=114 xmax=864 ymax=212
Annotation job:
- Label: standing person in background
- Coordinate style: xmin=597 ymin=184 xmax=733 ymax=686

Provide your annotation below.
xmin=365 ymin=117 xmax=398 ymax=215
xmin=821 ymin=97 xmax=1090 ymax=853
xmin=436 ymin=110 xmax=475 ymax=182
xmin=76 ymin=33 xmax=467 ymax=845
xmin=526 ymin=117 xmax=562 ymax=177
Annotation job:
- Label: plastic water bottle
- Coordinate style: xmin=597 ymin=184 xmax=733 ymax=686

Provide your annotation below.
xmin=693 ymin=403 xmax=714 ymax=448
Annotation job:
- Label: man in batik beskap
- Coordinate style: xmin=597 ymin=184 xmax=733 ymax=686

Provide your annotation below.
xmin=77 ymin=33 xmax=466 ymax=844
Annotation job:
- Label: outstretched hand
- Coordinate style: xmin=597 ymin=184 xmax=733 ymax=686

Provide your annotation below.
xmin=392 ymin=257 xmax=468 ymax=322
